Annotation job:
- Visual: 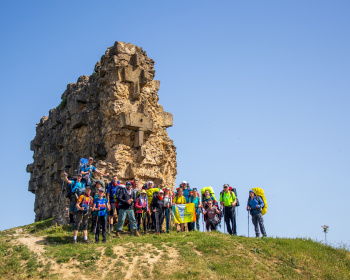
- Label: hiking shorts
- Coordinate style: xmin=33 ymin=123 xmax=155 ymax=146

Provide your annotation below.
xmin=109 ymin=203 xmax=117 ymax=217
xmin=74 ymin=211 xmax=89 ymax=231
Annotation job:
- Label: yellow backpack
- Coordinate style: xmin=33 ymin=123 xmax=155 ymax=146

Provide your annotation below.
xmin=251 ymin=187 xmax=267 ymax=215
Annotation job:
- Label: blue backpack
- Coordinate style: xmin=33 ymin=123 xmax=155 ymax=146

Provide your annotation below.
xmin=78 ymin=158 xmax=88 ymax=174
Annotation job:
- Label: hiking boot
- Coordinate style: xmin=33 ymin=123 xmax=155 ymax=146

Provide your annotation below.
xmin=134 ymin=230 xmax=140 ymax=237
xmin=96 ymin=240 xmax=99 ymax=244
xmin=84 ymin=239 xmax=90 ymax=244
xmin=73 ymin=240 xmax=78 ymax=245
xmin=103 ymin=240 xmax=106 ymax=243
xmin=115 ymin=232 xmax=121 ymax=238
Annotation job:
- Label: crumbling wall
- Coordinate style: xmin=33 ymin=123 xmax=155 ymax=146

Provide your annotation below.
xmin=27 ymin=42 xmax=177 ymax=223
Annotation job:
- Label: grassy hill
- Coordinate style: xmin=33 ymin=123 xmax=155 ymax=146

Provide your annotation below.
xmin=1 ymin=219 xmax=349 ymax=279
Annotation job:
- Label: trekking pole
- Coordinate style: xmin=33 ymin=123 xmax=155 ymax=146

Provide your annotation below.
xmin=109 ymin=217 xmax=111 ymax=243
xmin=223 ymin=207 xmax=226 ymax=234
xmin=166 ymin=208 xmax=168 ymax=233
xmin=93 ymin=215 xmax=99 ymax=244
xmin=247 ymin=210 xmax=249 ymax=238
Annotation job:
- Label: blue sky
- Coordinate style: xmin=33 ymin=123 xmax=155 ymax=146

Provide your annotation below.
xmin=0 ymin=1 xmax=349 ymax=247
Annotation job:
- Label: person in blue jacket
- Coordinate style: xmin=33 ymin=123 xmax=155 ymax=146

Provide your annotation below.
xmin=247 ymin=190 xmax=267 ymax=237
xmin=80 ymin=157 xmax=108 ymax=186
xmin=180 ymin=181 xmax=192 ymax=202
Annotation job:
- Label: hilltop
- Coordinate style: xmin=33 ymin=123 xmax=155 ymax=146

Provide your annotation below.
xmin=1 ymin=219 xmax=349 ymax=279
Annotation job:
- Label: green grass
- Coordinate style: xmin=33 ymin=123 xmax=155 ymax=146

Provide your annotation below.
xmin=0 ymin=220 xmax=349 ymax=279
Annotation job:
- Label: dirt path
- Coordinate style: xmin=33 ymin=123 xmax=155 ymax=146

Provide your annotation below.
xmin=13 ymin=232 xmax=180 ymax=280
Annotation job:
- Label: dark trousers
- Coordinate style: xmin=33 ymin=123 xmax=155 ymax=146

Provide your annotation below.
xmin=252 ymin=213 xmax=266 ymax=237
xmin=155 ymin=211 xmax=164 ymax=233
xmin=136 ymin=212 xmax=147 ymax=233
xmin=206 ymin=218 xmax=219 ymax=231
xmin=188 ymin=222 xmax=195 ymax=231
xmin=95 ymin=215 xmax=107 ymax=242
xmin=224 ymin=206 xmax=236 ymax=235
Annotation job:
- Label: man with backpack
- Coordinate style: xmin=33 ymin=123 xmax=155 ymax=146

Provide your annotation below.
xmin=115 ymin=180 xmax=140 ymax=238
xmin=180 ymin=181 xmax=192 ymax=202
xmin=247 ymin=189 xmax=267 ymax=238
xmin=188 ymin=188 xmax=201 ymax=231
xmin=92 ymin=188 xmax=110 ymax=243
xmin=220 ymin=184 xmax=237 ymax=235
xmin=73 ymin=186 xmax=94 ymax=244
xmin=63 ymin=172 xmax=86 ymax=224
xmin=80 ymin=157 xmax=109 ymax=186
xmin=107 ymin=175 xmax=120 ymax=232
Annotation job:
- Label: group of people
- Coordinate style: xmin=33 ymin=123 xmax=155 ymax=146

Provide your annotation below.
xmin=62 ymin=157 xmax=267 ymax=244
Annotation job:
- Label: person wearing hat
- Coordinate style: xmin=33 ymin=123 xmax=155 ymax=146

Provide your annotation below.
xmin=180 ymin=181 xmax=192 ymax=203
xmin=92 ymin=188 xmax=110 ymax=243
xmin=80 ymin=157 xmax=109 ymax=186
xmin=220 ymin=184 xmax=237 ymax=235
xmin=73 ymin=185 xmax=94 ymax=244
xmin=115 ymin=181 xmax=140 ymax=237
xmin=63 ymin=171 xmax=86 ymax=224
xmin=146 ymin=181 xmax=159 ymax=231
xmin=151 ymin=189 xmax=165 ymax=236
xmin=135 ymin=189 xmax=150 ymax=233
xmin=247 ymin=190 xmax=266 ymax=237
xmin=172 ymin=187 xmax=187 ymax=232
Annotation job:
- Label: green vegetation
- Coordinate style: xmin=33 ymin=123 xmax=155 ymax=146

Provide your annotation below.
xmin=58 ymin=96 xmax=67 ymax=110
xmin=0 ymin=219 xmax=349 ymax=279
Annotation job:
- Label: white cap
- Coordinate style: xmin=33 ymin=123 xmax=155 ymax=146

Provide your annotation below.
xmin=181 ymin=181 xmax=187 ymax=184
xmin=159 ymin=190 xmax=164 ymax=193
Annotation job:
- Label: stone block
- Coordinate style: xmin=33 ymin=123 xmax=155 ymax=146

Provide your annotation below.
xmin=120 ymin=112 xmax=153 ymax=132
xmin=159 ymin=112 xmax=173 ymax=128
xmin=130 ymin=82 xmax=140 ymax=100
xmin=137 ymin=145 xmax=146 ymax=162
xmin=141 ymin=69 xmax=154 ymax=84
xmin=134 ymin=130 xmax=144 ymax=147
xmin=123 ymin=65 xmax=141 ymax=83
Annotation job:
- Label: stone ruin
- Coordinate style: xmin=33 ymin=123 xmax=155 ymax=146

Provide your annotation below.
xmin=27 ymin=42 xmax=177 ymax=224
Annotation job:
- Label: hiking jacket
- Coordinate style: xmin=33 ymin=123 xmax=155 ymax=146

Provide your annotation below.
xmin=247 ymin=195 xmax=264 ymax=214
xmin=183 ymin=187 xmax=192 ymax=202
xmin=151 ymin=196 xmax=165 ymax=212
xmin=118 ymin=188 xmax=136 ymax=210
xmin=135 ymin=197 xmax=150 ymax=214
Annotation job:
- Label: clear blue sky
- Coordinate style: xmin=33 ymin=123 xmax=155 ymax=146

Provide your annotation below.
xmin=0 ymin=1 xmax=349 ymax=247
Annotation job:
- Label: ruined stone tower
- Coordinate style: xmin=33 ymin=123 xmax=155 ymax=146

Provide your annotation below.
xmin=27 ymin=42 xmax=177 ymax=223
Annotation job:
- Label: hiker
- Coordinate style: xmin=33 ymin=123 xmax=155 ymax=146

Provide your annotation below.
xmin=91 ymin=180 xmax=104 ymax=233
xmin=173 ymin=187 xmax=187 ymax=232
xmin=220 ymin=184 xmax=237 ymax=235
xmin=92 ymin=188 xmax=110 ymax=243
xmin=180 ymin=181 xmax=192 ymax=202
xmin=80 ymin=157 xmax=109 ymax=186
xmin=73 ymin=186 xmax=94 ymax=244
xmin=106 ymin=175 xmax=120 ymax=232
xmin=151 ymin=189 xmax=165 ymax=236
xmin=202 ymin=190 xmax=216 ymax=210
xmin=247 ymin=190 xmax=267 ymax=237
xmin=132 ymin=179 xmax=141 ymax=196
xmin=146 ymin=181 xmax=159 ymax=231
xmin=202 ymin=199 xmax=221 ymax=232
xmin=163 ymin=187 xmax=172 ymax=233
xmin=188 ymin=188 xmax=201 ymax=231
xmin=135 ymin=190 xmax=150 ymax=233
xmin=63 ymin=172 xmax=85 ymax=224
xmin=115 ymin=180 xmax=140 ymax=237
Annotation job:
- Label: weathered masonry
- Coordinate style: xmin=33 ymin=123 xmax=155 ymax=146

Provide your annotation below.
xmin=27 ymin=42 xmax=177 ymax=224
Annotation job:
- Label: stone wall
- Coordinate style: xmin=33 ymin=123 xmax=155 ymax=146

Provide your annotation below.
xmin=27 ymin=42 xmax=177 ymax=224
